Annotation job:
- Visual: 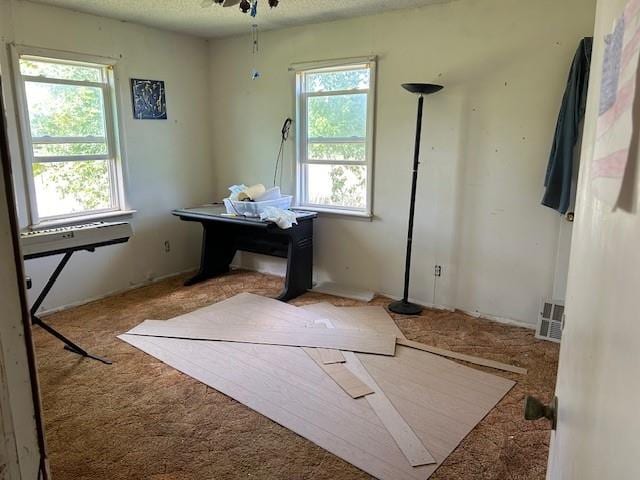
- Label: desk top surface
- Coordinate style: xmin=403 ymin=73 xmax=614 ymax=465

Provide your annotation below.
xmin=172 ymin=204 xmax=316 ymax=227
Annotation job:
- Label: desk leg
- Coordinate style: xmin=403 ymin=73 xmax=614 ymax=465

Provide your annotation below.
xmin=277 ymin=225 xmax=313 ymax=302
xmin=185 ymin=224 xmax=237 ymax=286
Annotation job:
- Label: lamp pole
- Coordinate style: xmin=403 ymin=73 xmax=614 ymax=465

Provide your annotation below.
xmin=389 ymin=83 xmax=443 ymax=316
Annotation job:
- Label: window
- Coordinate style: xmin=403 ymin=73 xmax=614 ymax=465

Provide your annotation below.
xmin=295 ymin=58 xmax=376 ymax=216
xmin=13 ymin=48 xmax=126 ymax=225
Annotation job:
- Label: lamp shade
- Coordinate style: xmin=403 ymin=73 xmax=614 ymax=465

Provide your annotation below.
xmin=402 ymin=83 xmax=443 ymax=95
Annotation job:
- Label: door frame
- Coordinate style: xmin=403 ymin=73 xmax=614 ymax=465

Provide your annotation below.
xmin=0 ymin=74 xmax=49 ymax=478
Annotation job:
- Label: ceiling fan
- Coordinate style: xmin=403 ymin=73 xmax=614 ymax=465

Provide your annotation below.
xmin=201 ymin=0 xmax=280 ymax=14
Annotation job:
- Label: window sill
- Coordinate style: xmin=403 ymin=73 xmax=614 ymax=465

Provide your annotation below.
xmin=294 ymin=206 xmax=373 ymax=220
xmin=31 ymin=209 xmax=137 ymax=229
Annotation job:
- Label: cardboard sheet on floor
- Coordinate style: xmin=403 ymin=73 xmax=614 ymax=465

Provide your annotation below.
xmin=119 ymin=295 xmax=515 ymax=479
xmin=304 ymin=305 xmax=435 ymax=466
xmin=310 ymin=320 xmax=346 ymax=364
xmin=342 ymin=349 xmax=436 ymax=466
xmin=304 ymin=304 xmax=524 ymax=462
xmin=302 ymin=303 xmax=406 ymax=338
xmin=316 ymin=347 xmax=345 ymax=364
xmin=304 ymin=347 xmax=374 ymax=399
xmin=161 ymin=292 xmax=321 ymax=327
xmin=119 ymin=334 xmax=513 ymax=479
xmin=303 ymin=303 xmax=526 ymax=374
xmin=126 ymin=320 xmax=396 ymax=355
xmin=397 ymin=338 xmax=527 ymax=375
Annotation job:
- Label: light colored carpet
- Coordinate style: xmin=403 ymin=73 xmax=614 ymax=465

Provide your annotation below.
xmin=34 ymin=270 xmax=559 ymax=479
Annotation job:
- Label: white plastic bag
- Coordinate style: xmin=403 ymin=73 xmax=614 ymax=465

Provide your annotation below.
xmin=228 ymin=184 xmax=248 ymax=201
xmin=259 ymin=207 xmax=298 ymax=229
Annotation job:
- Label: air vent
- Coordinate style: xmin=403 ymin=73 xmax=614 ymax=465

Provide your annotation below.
xmin=536 ymin=299 xmax=564 ymax=343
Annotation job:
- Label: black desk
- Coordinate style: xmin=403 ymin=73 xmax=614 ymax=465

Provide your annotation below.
xmin=173 ymin=205 xmax=317 ymax=301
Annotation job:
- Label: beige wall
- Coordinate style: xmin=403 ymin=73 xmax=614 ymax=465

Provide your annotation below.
xmin=208 ymin=0 xmax=596 ymax=325
xmin=0 ymin=0 xmax=598 ymax=325
xmin=548 ymin=0 xmax=640 ymax=478
xmin=0 ymin=0 xmax=214 ymax=312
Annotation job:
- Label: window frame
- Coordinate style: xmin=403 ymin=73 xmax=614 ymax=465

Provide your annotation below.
xmin=11 ymin=45 xmax=129 ymax=227
xmin=294 ymin=57 xmax=376 ymax=218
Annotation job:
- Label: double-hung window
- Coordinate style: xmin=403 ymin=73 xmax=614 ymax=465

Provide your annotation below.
xmin=13 ymin=48 xmax=126 ymax=225
xmin=295 ymin=58 xmax=376 ymax=216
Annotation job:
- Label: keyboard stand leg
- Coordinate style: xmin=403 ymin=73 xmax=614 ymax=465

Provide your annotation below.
xmin=30 ymin=251 xmax=112 ymax=365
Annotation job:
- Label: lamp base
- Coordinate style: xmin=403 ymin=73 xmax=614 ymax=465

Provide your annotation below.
xmin=388 ymin=300 xmax=423 ymax=315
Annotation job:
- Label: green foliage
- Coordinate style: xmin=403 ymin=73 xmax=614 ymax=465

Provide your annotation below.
xmin=308 ymin=94 xmax=367 ymax=139
xmin=23 ymin=59 xmax=111 ymax=213
xmin=308 ymin=143 xmax=365 ymax=162
xmin=305 ymin=69 xmax=369 ymax=208
xmin=306 ymin=68 xmax=369 ymax=93
xmin=27 ymin=83 xmax=105 ymax=139
xmin=33 ymin=161 xmax=111 ymax=211
xmin=328 ymin=165 xmax=366 ymax=208
xmin=20 ymin=59 xmax=102 ymax=83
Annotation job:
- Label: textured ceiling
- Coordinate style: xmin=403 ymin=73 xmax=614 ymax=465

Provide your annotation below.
xmin=27 ymin=0 xmax=453 ymax=38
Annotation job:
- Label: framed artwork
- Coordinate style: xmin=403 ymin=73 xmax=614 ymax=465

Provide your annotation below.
xmin=130 ymin=78 xmax=167 ymax=120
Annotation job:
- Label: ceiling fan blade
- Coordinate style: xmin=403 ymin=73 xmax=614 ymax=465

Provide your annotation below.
xmin=200 ymin=0 xmax=214 ymax=7
xmin=222 ymin=0 xmax=242 ymax=7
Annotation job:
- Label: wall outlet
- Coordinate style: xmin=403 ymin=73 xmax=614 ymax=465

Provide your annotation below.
xmin=164 ymin=241 xmax=171 ymax=253
xmin=434 ymin=265 xmax=442 ymax=277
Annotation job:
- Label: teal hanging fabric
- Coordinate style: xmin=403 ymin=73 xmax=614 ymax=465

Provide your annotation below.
xmin=542 ymin=37 xmax=593 ymax=214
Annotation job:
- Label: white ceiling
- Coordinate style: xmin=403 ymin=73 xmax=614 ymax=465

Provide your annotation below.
xmin=28 ymin=0 xmax=453 ymax=38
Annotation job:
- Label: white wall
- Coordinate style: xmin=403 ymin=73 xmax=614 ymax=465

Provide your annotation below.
xmin=208 ymin=0 xmax=596 ymax=325
xmin=0 ymin=0 xmax=215 ymax=312
xmin=547 ymin=0 xmax=640 ymax=478
xmin=0 ymin=0 xmax=597 ymax=325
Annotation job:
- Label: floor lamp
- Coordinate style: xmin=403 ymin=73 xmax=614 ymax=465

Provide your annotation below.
xmin=388 ymin=83 xmax=443 ymax=315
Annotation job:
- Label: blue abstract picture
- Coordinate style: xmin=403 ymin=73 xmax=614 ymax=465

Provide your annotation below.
xmin=131 ymin=79 xmax=167 ymax=120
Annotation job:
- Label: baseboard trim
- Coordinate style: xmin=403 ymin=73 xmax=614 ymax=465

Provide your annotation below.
xmin=37 ymin=262 xmax=537 ymax=331
xmin=379 ymin=291 xmax=454 ymax=313
xmin=378 ymin=291 xmax=536 ymax=330
xmin=311 ymin=282 xmax=375 ymax=302
xmin=232 ymin=264 xmax=537 ymax=330
xmin=37 ymin=266 xmax=199 ymax=317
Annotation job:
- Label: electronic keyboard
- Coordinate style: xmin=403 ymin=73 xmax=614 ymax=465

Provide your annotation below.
xmin=20 ymin=221 xmax=133 ymax=259
xmin=21 ymin=220 xmax=132 ymax=364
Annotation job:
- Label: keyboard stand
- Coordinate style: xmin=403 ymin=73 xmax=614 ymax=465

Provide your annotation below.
xmin=25 ymin=239 xmax=130 ymax=365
